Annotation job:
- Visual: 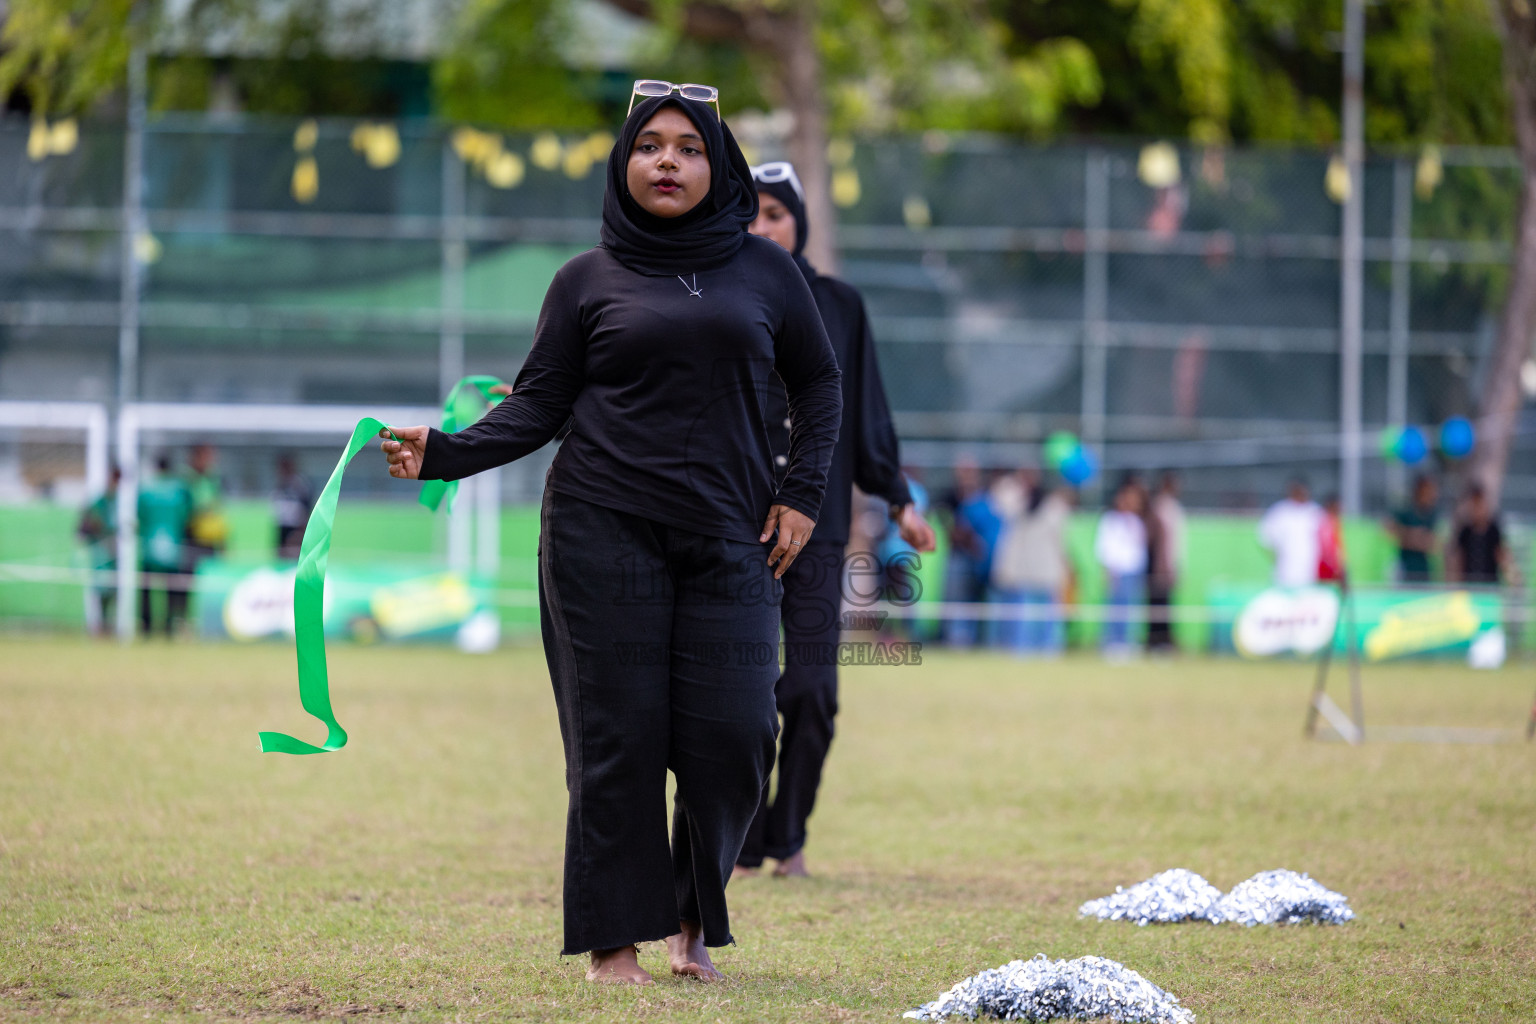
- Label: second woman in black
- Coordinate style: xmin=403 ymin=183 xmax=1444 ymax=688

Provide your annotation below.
xmin=735 ymin=161 xmax=936 ymax=880
xmin=379 ymin=91 xmax=842 ymax=985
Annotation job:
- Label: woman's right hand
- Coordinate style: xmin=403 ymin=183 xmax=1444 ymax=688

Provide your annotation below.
xmin=379 ymin=426 xmax=429 ymax=480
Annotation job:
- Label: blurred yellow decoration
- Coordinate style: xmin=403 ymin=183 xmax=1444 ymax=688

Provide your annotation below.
xmin=1324 ymin=155 xmax=1351 ymax=204
xmin=292 ymin=156 xmax=319 ymax=203
xmin=902 ymin=195 xmax=932 ymax=229
xmin=26 ymin=118 xmax=78 ymax=161
xmin=1137 ymin=141 xmax=1181 ymax=188
xmin=827 ymin=138 xmax=855 ymax=167
xmin=739 ymin=142 xmax=760 ymax=165
xmin=1415 ymin=145 xmax=1443 ymax=200
xmin=132 ymin=231 xmax=162 ymax=266
xmin=293 ymin=119 xmax=318 ymax=152
xmin=530 ymin=132 xmax=562 ymax=171
xmin=485 ymin=151 xmax=525 ymax=189
xmin=27 ymin=121 xmax=48 ymax=161
xmin=832 ymin=167 xmax=861 ymax=208
xmin=584 ymin=131 xmax=615 ymax=161
xmin=562 ymin=145 xmax=594 ymax=180
xmin=49 ymin=118 xmax=78 ymax=156
xmin=452 ymin=126 xmax=491 ymax=165
xmin=350 ymin=123 xmax=400 ymax=169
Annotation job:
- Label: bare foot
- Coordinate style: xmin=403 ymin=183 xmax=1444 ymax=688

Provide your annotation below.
xmin=731 ymin=864 xmax=760 ymax=882
xmin=586 ymin=945 xmax=653 ymax=985
xmin=772 ymin=850 xmax=809 ymax=878
xmin=666 ymin=921 xmax=723 ymax=981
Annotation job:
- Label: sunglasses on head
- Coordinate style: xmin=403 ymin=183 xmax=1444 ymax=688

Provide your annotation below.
xmin=750 ymin=161 xmax=806 ymax=204
xmin=628 ymin=80 xmax=720 ymax=120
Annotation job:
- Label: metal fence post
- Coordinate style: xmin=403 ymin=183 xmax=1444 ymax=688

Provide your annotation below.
xmin=1081 ymin=150 xmax=1110 ymax=502
xmin=1386 ymin=157 xmax=1413 ymax=501
xmin=115 ymin=45 xmax=147 ymax=642
xmin=1339 ymin=0 xmax=1366 ymax=514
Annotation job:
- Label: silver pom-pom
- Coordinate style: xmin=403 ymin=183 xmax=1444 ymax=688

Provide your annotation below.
xmin=903 ymin=953 xmax=1195 ymax=1023
xmin=1209 ymin=869 xmax=1355 ymax=926
xmin=1078 ymin=869 xmax=1224 ymax=926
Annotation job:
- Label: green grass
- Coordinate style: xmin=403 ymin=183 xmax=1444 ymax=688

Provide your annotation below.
xmin=2 ymin=637 xmax=1534 ymax=1023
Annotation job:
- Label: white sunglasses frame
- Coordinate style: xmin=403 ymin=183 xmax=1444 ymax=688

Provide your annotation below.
xmin=627 ymin=80 xmax=721 ymax=120
xmin=750 ymin=161 xmax=806 ymax=205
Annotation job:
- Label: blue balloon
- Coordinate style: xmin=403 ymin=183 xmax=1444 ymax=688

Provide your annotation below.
xmin=1395 ymin=425 xmax=1429 ymax=465
xmin=1060 ymin=444 xmax=1098 ymax=486
xmin=1439 ymin=416 xmax=1475 ymax=459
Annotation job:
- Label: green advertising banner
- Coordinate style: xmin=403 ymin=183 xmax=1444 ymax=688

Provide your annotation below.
xmin=1210 ymin=583 xmax=1506 ymax=663
xmin=195 ymin=559 xmax=499 ymax=651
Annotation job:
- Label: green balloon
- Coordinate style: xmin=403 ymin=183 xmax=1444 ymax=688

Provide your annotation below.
xmin=1378 ymin=427 xmax=1401 ymax=459
xmin=1043 ymin=430 xmax=1079 ymax=470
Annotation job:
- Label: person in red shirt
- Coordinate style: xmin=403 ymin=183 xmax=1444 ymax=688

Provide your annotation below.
xmin=1317 ymin=493 xmax=1347 ymax=583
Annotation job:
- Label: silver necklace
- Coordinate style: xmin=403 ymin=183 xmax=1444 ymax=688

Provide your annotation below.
xmin=677 ymin=273 xmax=702 ymax=298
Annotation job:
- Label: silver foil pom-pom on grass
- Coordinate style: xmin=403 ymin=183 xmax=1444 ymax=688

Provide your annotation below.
xmin=1081 ymin=868 xmax=1355 ymax=927
xmin=1209 ymin=869 xmax=1356 ymax=926
xmin=903 ymin=953 xmax=1196 ymax=1023
xmin=1078 ymin=868 xmax=1225 ymax=926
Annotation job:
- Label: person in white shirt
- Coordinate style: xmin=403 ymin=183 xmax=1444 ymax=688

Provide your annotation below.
xmin=1259 ymin=478 xmax=1324 ymax=588
xmin=1095 ymin=478 xmax=1148 ymax=655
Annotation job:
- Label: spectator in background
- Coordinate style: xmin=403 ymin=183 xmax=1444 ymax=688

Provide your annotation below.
xmin=1447 ymin=483 xmax=1513 ymax=585
xmin=272 ymin=453 xmax=315 ymax=559
xmin=76 ymin=465 xmax=121 ymax=636
xmin=1144 ymin=470 xmax=1184 ymax=653
xmin=138 ymin=455 xmax=192 ymax=636
xmin=940 ymin=459 xmax=1001 ymax=646
xmin=1259 ymin=478 xmax=1323 ymax=588
xmin=1096 ymin=477 xmax=1148 ymax=658
xmin=184 ymin=443 xmax=228 ymax=571
xmin=1385 ymin=473 xmax=1439 ymax=583
xmin=992 ymin=480 xmax=1075 ymax=656
xmin=1317 ymin=493 xmax=1348 ymax=583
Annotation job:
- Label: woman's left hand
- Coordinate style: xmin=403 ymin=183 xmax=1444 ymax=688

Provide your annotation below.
xmin=760 ymin=504 xmax=816 ymax=579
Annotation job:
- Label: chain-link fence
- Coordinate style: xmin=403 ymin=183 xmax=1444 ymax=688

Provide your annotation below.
xmin=1 ymin=114 xmax=1531 ymax=514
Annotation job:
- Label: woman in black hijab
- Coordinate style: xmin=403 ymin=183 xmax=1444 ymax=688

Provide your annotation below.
xmin=379 ymin=89 xmax=842 ymax=984
xmin=735 ymin=161 xmax=936 ymax=880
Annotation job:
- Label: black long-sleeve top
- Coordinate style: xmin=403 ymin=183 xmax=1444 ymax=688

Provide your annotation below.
xmin=764 ymin=268 xmax=912 ymax=545
xmin=420 ymin=237 xmax=843 ymax=545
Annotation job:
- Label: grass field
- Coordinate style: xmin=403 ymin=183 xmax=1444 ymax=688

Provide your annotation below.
xmin=2 ymin=636 xmax=1534 ymax=1023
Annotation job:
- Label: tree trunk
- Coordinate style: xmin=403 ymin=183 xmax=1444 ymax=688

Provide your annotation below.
xmin=751 ymin=6 xmax=839 ymax=273
xmin=1472 ymin=1 xmax=1536 ymax=510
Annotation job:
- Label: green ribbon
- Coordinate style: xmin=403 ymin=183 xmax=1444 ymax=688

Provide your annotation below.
xmin=260 ymin=376 xmax=506 ymax=755
xmin=418 ymin=375 xmax=506 ymax=514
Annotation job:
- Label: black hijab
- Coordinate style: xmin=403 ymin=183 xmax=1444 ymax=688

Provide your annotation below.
xmin=599 ymin=95 xmax=758 ymax=276
xmin=754 ymin=177 xmax=808 ymax=258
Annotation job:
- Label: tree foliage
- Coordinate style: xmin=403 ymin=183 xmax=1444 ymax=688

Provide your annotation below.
xmin=1002 ymin=0 xmax=1510 ymax=146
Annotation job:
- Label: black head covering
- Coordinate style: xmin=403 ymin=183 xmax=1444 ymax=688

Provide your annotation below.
xmin=754 ymin=177 xmax=808 ymax=258
xmin=599 ymin=95 xmax=758 ymax=276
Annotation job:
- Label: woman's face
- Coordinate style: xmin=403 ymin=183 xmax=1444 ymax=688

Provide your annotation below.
xmin=749 ymin=192 xmax=797 ymax=252
xmin=625 ymin=107 xmax=711 ymax=218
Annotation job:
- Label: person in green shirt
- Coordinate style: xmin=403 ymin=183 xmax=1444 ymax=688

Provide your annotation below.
xmin=138 ymin=455 xmax=192 ymax=636
xmin=1384 ymin=473 xmax=1439 ymax=583
xmin=75 ymin=465 xmax=121 ymax=636
xmin=183 ymin=443 xmax=229 ymax=558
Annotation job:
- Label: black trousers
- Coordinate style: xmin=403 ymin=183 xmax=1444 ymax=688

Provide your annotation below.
xmin=1145 ymin=579 xmax=1175 ymax=650
xmin=538 ymin=489 xmax=781 ymax=955
xmin=738 ymin=536 xmax=842 ymax=867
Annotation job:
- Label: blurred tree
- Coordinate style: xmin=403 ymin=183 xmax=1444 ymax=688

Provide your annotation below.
xmin=0 ymin=0 xmax=137 ymax=116
xmin=596 ymin=0 xmax=1101 ymax=269
xmin=431 ymin=0 xmax=606 ymax=129
xmin=1002 ymin=0 xmax=1508 ymax=146
xmin=1471 ymin=0 xmax=1536 ymax=509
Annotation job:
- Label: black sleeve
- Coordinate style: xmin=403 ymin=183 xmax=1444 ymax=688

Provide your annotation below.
xmin=846 ymin=288 xmax=913 ymax=511
xmin=420 ymin=271 xmax=585 ymax=482
xmin=771 ymin=268 xmax=842 ymax=521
